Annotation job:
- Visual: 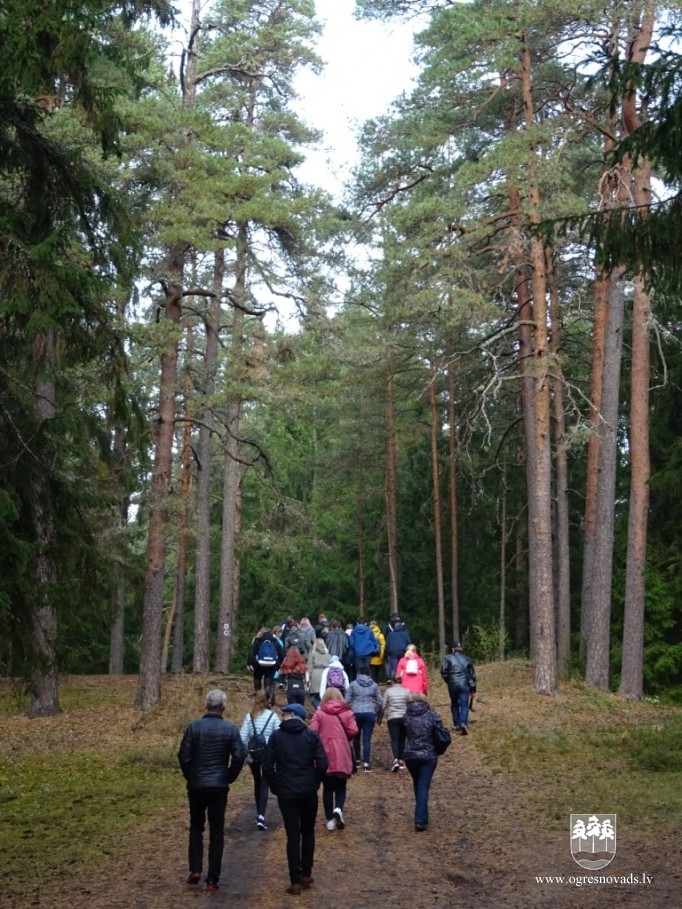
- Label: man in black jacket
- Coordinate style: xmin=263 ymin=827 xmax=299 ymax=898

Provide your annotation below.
xmin=440 ymin=642 xmax=477 ymax=735
xmin=177 ymin=689 xmax=246 ymax=891
xmin=262 ymin=702 xmax=328 ymax=896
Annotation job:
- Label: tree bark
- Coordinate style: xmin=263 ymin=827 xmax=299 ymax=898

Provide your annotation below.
xmin=585 ymin=270 xmax=625 ymax=689
xmin=385 ymin=371 xmax=399 ymax=615
xmin=28 ymin=330 xmax=59 ymax=717
xmin=447 ymin=363 xmax=460 ymax=644
xmin=192 ymin=251 xmax=223 ymax=672
xmin=548 ymin=262 xmax=571 ymax=675
xmin=620 ymin=3 xmax=655 ymax=697
xmin=521 ymin=31 xmax=556 ymax=694
xmin=135 ymin=280 xmax=183 ymax=710
xmin=429 ymin=364 xmax=446 ymax=656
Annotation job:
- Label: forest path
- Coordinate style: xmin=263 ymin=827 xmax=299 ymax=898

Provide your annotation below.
xmin=3 ymin=669 xmax=675 ymax=909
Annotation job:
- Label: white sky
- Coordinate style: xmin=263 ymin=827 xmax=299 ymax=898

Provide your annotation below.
xmin=294 ymin=0 xmax=420 ymax=197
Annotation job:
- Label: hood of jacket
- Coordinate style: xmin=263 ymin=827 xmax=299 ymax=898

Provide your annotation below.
xmin=320 ymin=699 xmax=351 ymax=718
xmin=354 ymin=674 xmax=376 ymax=690
xmin=279 ymin=717 xmax=308 ymax=734
xmin=328 ymin=654 xmax=343 ymax=666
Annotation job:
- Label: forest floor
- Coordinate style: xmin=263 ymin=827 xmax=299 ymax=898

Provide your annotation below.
xmin=1 ymin=662 xmax=680 ymax=909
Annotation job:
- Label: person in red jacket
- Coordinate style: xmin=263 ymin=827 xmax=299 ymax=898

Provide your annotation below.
xmin=309 ymin=688 xmax=358 ymax=830
xmin=396 ymin=644 xmax=428 ymax=695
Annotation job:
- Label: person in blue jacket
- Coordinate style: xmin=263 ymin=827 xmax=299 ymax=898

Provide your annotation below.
xmin=386 ymin=621 xmax=412 ymax=679
xmin=348 ymin=617 xmax=379 ymax=676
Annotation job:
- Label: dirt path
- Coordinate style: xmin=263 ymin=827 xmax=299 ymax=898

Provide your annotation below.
xmin=3 ymin=675 xmax=677 ymax=909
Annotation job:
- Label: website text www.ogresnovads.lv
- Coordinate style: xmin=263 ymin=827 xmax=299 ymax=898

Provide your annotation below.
xmin=535 ymin=872 xmax=653 ymax=888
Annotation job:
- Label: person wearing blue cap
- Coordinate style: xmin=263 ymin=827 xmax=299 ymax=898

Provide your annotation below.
xmin=262 ymin=702 xmax=328 ymax=895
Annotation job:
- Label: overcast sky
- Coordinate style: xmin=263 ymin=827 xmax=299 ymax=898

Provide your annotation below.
xmin=294 ymin=0 xmax=420 ymax=196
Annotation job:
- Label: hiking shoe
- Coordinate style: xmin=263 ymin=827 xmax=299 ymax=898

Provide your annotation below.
xmin=301 ymin=875 xmax=314 ymax=889
xmin=206 ymin=881 xmax=219 ymax=891
xmin=326 ymin=818 xmax=337 ymax=831
xmin=363 ymin=763 xmax=372 ymax=772
xmin=186 ymin=872 xmax=201 ymax=885
xmin=460 ymin=724 xmax=468 ymax=735
xmin=286 ymin=883 xmax=302 ymax=895
xmin=415 ymin=823 xmax=427 ymax=832
xmin=398 ymin=760 xmax=407 ymax=769
xmin=256 ymin=815 xmax=267 ymax=830
xmin=391 ymin=760 xmax=400 ymax=773
xmin=333 ymin=807 xmax=345 ymax=829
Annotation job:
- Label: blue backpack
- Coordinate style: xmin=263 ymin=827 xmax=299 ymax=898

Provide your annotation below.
xmin=256 ymin=638 xmax=279 ymax=668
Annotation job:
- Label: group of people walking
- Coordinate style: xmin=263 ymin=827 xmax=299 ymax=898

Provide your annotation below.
xmin=177 ymin=617 xmax=476 ymax=897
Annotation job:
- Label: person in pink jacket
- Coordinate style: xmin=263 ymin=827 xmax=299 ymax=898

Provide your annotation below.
xmin=396 ymin=644 xmax=428 ymax=695
xmin=309 ymin=688 xmax=358 ymax=831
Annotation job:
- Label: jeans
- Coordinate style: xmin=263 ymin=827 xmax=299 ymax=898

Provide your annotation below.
xmin=388 ymin=655 xmax=400 ymax=679
xmin=387 ymin=717 xmax=406 ymax=760
xmin=405 ymin=758 xmax=437 ymax=827
xmin=322 ymin=776 xmax=347 ymax=819
xmin=277 ymin=794 xmax=318 ymax=884
xmin=448 ymin=684 xmax=470 ymax=729
xmin=249 ymin=761 xmax=270 ymax=817
xmin=187 ymin=788 xmax=227 ymax=884
xmin=352 ymin=712 xmax=376 ymax=764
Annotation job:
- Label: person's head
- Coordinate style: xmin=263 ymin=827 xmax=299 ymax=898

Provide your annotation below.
xmin=369 ymin=620 xmax=380 ymax=631
xmin=358 ymin=666 xmax=371 ymax=677
xmin=390 ymin=613 xmax=400 ymax=623
xmin=328 ymin=653 xmax=342 ymax=665
xmin=312 ymin=638 xmax=328 ymax=654
xmin=281 ymin=702 xmax=307 ymax=722
xmin=321 ymin=686 xmax=343 ymax=704
xmin=408 ymin=691 xmax=428 ymax=704
xmin=300 ymin=617 xmax=312 ymax=629
xmin=251 ymin=689 xmax=270 ymax=717
xmin=356 ymin=616 xmax=366 ymax=626
xmin=405 ymin=644 xmax=417 ymax=656
xmin=318 ymin=613 xmax=327 ymax=623
xmin=393 ymin=673 xmax=403 ymax=684
xmin=257 ymin=626 xmax=269 ymax=636
xmin=450 ymin=641 xmax=463 ymax=653
xmin=272 ymin=625 xmax=283 ymax=638
xmin=331 ymin=619 xmax=341 ymax=630
xmin=281 ymin=646 xmax=306 ymax=674
xmin=205 ymin=689 xmax=227 ymax=713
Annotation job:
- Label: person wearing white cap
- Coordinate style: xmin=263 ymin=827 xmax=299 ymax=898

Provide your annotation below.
xmin=262 ymin=702 xmax=328 ymax=896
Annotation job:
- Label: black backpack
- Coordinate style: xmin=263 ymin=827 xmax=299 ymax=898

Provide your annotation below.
xmin=247 ymin=712 xmax=274 ymax=763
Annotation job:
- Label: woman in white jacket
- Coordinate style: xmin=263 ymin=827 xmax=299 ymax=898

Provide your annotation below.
xmin=319 ymin=654 xmax=350 ymax=699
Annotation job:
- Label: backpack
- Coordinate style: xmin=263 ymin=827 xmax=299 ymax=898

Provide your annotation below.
xmin=256 ymin=637 xmax=278 ymax=668
xmin=326 ymin=665 xmax=346 ymax=693
xmin=405 ymin=656 xmax=419 ymax=675
xmin=247 ymin=712 xmax=273 ymax=763
xmin=287 ymin=673 xmax=306 ymax=695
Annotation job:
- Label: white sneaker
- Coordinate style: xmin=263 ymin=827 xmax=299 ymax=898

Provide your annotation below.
xmin=256 ymin=815 xmax=267 ymax=830
xmin=333 ymin=807 xmax=345 ymax=830
xmin=326 ymin=818 xmax=337 ymax=831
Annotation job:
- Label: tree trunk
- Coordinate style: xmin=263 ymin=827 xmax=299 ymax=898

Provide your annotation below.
xmin=385 ymin=372 xmax=399 ymax=615
xmin=581 ymin=275 xmax=609 ymax=661
xmin=429 ymin=365 xmax=446 ymax=656
xmin=549 ymin=263 xmax=571 ymax=675
xmin=135 ymin=279 xmax=183 ymax=710
xmin=447 ymin=363 xmax=460 ymax=644
xmin=192 ymin=251 xmax=223 ymax=672
xmin=164 ymin=356 xmax=193 ymax=673
xmin=620 ymin=4 xmax=655 ymax=697
xmin=521 ymin=31 xmax=556 ymax=694
xmin=109 ymin=410 xmax=128 ymax=675
xmin=28 ymin=330 xmax=59 ymax=717
xmin=215 ymin=221 xmax=248 ymax=675
xmin=585 ymin=270 xmax=625 ymax=689
xmin=499 ymin=451 xmax=508 ymax=661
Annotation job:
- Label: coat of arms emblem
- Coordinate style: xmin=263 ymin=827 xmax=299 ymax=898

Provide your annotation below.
xmin=570 ymin=814 xmax=616 ymax=870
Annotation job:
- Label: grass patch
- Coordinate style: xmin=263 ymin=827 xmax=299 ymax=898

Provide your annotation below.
xmin=0 ymin=750 xmax=182 ymax=886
